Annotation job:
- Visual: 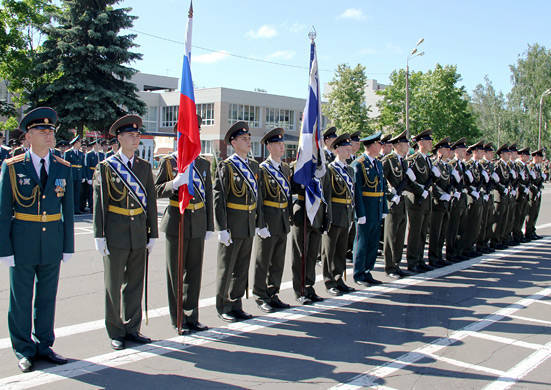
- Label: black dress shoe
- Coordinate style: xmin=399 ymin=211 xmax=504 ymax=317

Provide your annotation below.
xmin=40 ymin=350 xmax=68 ymax=365
xmin=326 ymin=287 xmax=343 ymax=296
xmin=365 ymin=272 xmax=382 ymax=285
xmin=256 ymin=300 xmax=275 ymax=313
xmin=218 ymin=312 xmax=238 ymax=322
xmin=270 ymin=295 xmax=291 ymax=309
xmin=407 ymin=265 xmax=420 ymax=273
xmin=18 ymin=357 xmax=33 ymax=373
xmin=125 ymin=333 xmax=152 ymax=344
xmin=387 ymin=271 xmax=401 ymax=279
xmin=296 ymin=296 xmax=312 ymax=305
xmin=428 ymin=260 xmax=445 ymax=268
xmin=177 ymin=324 xmax=191 ymax=335
xmin=355 ymin=279 xmax=370 ymax=287
xmin=397 ymin=268 xmax=413 ymax=277
xmin=308 ymin=293 xmax=324 ymax=302
xmin=336 ymin=284 xmax=356 ymax=293
xmin=231 ymin=309 xmax=253 ymax=320
xmin=111 ymin=338 xmax=125 ymax=350
xmin=186 ymin=321 xmax=208 ymax=332
xmin=417 ymin=263 xmax=433 ymax=272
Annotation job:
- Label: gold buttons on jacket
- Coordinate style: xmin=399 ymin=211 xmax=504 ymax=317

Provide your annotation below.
xmin=42 ymin=227 xmax=46 ymax=232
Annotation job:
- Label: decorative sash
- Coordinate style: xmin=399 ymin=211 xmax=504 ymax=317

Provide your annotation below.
xmin=192 ymin=164 xmax=206 ymax=203
xmin=330 ymin=161 xmax=354 ymax=199
xmin=260 ymin=160 xmax=290 ymax=201
xmin=228 ymin=154 xmax=258 ymax=199
xmin=106 ymin=155 xmax=147 ymax=211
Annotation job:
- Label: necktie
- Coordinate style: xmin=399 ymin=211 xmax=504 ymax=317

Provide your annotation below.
xmin=40 ymin=158 xmax=47 ymax=189
xmin=127 ymin=161 xmax=132 ymax=170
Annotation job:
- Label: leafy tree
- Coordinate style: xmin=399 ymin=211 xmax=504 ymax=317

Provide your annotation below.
xmin=322 ymin=64 xmax=371 ymax=136
xmin=33 ymin=0 xmax=145 ymax=135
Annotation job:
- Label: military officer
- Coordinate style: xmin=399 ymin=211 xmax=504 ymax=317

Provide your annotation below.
xmin=321 ymin=133 xmax=356 ymax=295
xmin=0 ymin=131 xmax=11 ymax=167
xmin=352 ymin=132 xmax=387 ymax=285
xmin=504 ymin=144 xmax=520 ymax=244
xmin=491 ymin=144 xmax=512 ymax=248
xmin=322 ymin=126 xmax=337 ymax=163
xmin=525 ymin=149 xmax=544 ymax=240
xmin=93 ymin=115 xmax=158 ymax=350
xmin=84 ymin=140 xmax=104 ymax=211
xmin=477 ymin=143 xmax=498 ymax=252
xmin=11 ymin=133 xmax=29 ymax=157
xmin=155 ymin=117 xmax=213 ymax=333
xmin=379 ymin=134 xmax=393 ymax=157
xmin=64 ymin=135 xmax=85 ymax=214
xmin=253 ymin=128 xmax=293 ymax=312
xmin=382 ymin=130 xmax=412 ymax=278
xmin=346 ymin=130 xmax=361 ymax=261
xmin=105 ymin=138 xmax=119 ymax=158
xmin=53 ymin=140 xmax=69 ymax=158
xmin=511 ymin=147 xmax=531 ymax=243
xmin=214 ymin=121 xmax=265 ymax=322
xmin=404 ymin=129 xmax=436 ymax=272
xmin=0 ymin=107 xmax=74 ymax=372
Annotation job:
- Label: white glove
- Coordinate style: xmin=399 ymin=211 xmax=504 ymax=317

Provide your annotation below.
xmin=530 ymin=170 xmax=536 ymax=179
xmin=146 ymin=238 xmax=156 ymax=252
xmin=172 ymin=172 xmax=189 ymax=190
xmin=492 ymin=172 xmax=500 ymax=182
xmin=391 ymin=194 xmax=401 ymax=205
xmin=421 ymin=190 xmax=429 ymax=199
xmin=520 ymin=171 xmax=525 ymax=180
xmin=537 ymin=191 xmax=542 ymax=199
xmin=82 ymin=178 xmax=86 ymax=183
xmin=543 ymin=173 xmax=548 ymax=180
xmin=504 ymin=188 xmax=509 ymax=195
xmin=218 ymin=230 xmax=232 ymax=246
xmin=0 ymin=255 xmax=15 ymax=267
xmin=406 ymin=168 xmax=416 ymax=182
xmin=95 ymin=238 xmax=110 ymax=256
xmin=482 ymin=171 xmax=489 ymax=182
xmin=483 ymin=194 xmax=489 ymax=201
xmin=382 ymin=213 xmax=388 ymax=219
xmin=465 ymin=170 xmax=474 ymax=183
xmin=471 ymin=190 xmax=479 ymax=199
xmin=314 ymin=166 xmax=325 ymax=178
xmin=511 ymin=189 xmax=517 ymax=197
xmin=87 ymin=179 xmax=92 ymax=185
xmin=452 ymin=169 xmax=461 ymax=183
xmin=454 ymin=191 xmax=461 ymax=199
xmin=431 ymin=166 xmax=441 ymax=178
xmin=523 ymin=187 xmax=530 ymax=194
xmin=256 ymin=227 xmax=271 ymax=239
xmin=510 ymin=170 xmax=517 ymax=179
xmin=357 ymin=216 xmax=366 ymax=225
xmin=62 ymin=253 xmax=73 ymax=263
xmin=439 ymin=193 xmax=451 ymax=202
xmin=205 ymin=231 xmax=215 ymax=240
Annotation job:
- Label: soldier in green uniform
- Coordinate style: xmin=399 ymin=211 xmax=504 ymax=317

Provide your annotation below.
xmin=504 ymin=144 xmax=520 ymax=245
xmin=382 ymin=130 xmax=413 ymax=278
xmin=512 ymin=147 xmax=531 ymax=243
xmin=322 ymin=126 xmax=337 ymax=163
xmin=477 ymin=143 xmax=498 ymax=252
xmin=491 ymin=144 xmax=512 ymax=249
xmin=404 ymin=129 xmax=436 ymax=272
xmin=525 ymin=149 xmax=544 ymax=240
xmin=253 ymin=128 xmax=293 ymax=312
xmin=346 ymin=131 xmax=361 ymax=261
xmin=0 ymin=107 xmax=74 ymax=372
xmin=321 ymin=133 xmax=356 ymax=295
xmin=64 ymin=136 xmax=85 ymax=214
xmin=214 ymin=121 xmax=265 ymax=322
xmin=155 ymin=117 xmax=213 ymax=333
xmin=93 ymin=115 xmax=158 ymax=350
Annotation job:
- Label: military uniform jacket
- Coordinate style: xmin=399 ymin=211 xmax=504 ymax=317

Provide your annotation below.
xmin=382 ymin=152 xmax=408 ymax=206
xmin=494 ymin=159 xmax=511 ymax=199
xmin=323 ymin=162 xmax=354 ymax=228
xmin=431 ymin=157 xmax=453 ymax=204
xmin=404 ymin=151 xmax=433 ymax=201
xmin=0 ymin=151 xmax=74 ymax=264
xmin=64 ymin=148 xmax=84 ymax=182
xmin=515 ymin=160 xmax=530 ymax=195
xmin=214 ymin=155 xmax=264 ymax=239
xmin=93 ymin=153 xmax=159 ymax=249
xmin=352 ymin=154 xmax=388 ymax=222
xmin=479 ymin=159 xmax=495 ymax=195
xmin=155 ymin=154 xmax=214 ymax=239
xmin=507 ymin=161 xmax=520 ymax=199
xmin=0 ymin=145 xmax=11 ymax=167
xmin=258 ymin=159 xmax=292 ymax=235
xmin=528 ymin=163 xmax=544 ymax=196
xmin=84 ymin=151 xmax=104 ymax=180
xmin=11 ymin=146 xmax=26 ymax=157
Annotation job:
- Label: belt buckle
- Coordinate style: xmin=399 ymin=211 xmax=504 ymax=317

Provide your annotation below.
xmin=129 ymin=209 xmax=135 ymax=216
xmin=41 ymin=214 xmax=47 ymax=222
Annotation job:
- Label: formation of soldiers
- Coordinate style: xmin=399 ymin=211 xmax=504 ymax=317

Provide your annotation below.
xmin=0 ymin=110 xmax=546 ymax=373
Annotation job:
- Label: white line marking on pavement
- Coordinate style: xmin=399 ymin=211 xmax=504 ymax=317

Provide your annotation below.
xmin=464 ymin=331 xmax=544 ymax=351
xmin=2 ymin=240 xmax=550 ymax=389
xmin=535 ymin=300 xmax=551 ymax=306
xmin=482 ymin=341 xmax=551 ymax=390
xmin=329 ymin=286 xmax=551 ymax=389
xmin=422 ymin=351 xmax=506 ymax=376
xmin=506 ymin=314 xmax=551 ymax=326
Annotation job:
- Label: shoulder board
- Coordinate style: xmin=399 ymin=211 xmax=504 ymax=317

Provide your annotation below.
xmin=53 ymin=155 xmax=71 ymax=167
xmin=1 ymin=144 xmax=11 ymax=151
xmin=356 ymin=155 xmax=365 ymax=163
xmin=381 ymin=154 xmax=393 ymax=162
xmin=5 ymin=154 xmax=25 ymax=166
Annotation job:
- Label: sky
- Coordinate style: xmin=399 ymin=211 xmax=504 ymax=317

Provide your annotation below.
xmin=119 ymin=0 xmax=551 ymax=99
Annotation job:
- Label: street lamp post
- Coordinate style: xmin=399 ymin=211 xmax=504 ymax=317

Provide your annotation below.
xmin=406 ymin=38 xmax=424 ymax=138
xmin=538 ymin=88 xmax=551 ymax=150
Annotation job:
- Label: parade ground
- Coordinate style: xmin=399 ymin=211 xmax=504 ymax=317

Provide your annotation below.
xmin=0 ymin=191 xmax=550 ymax=389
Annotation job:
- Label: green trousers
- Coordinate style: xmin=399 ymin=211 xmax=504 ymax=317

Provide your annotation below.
xmin=383 ymin=201 xmax=407 ymax=272
xmin=253 ymin=233 xmax=287 ymax=302
xmin=291 ymin=225 xmax=322 ymax=298
xmin=322 ymin=224 xmax=349 ymax=289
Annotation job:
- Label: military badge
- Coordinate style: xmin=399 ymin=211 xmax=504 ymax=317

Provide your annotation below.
xmin=55 ymin=178 xmax=66 ymax=197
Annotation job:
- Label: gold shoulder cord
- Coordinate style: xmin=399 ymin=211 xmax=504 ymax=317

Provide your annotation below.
xmin=8 ymin=164 xmax=39 ymax=208
xmin=166 ymin=159 xmax=175 ymax=181
xmin=105 ymin=165 xmax=127 ymax=202
xmin=439 ymin=160 xmax=450 ymax=181
xmin=361 ymin=161 xmax=379 ymax=189
xmin=414 ymin=155 xmax=427 ymax=175
xmin=228 ymin=163 xmax=246 ymax=198
xmin=263 ymin=166 xmax=280 ymax=199
xmin=388 ymin=157 xmax=403 ymax=179
xmin=331 ymin=166 xmax=347 ymax=196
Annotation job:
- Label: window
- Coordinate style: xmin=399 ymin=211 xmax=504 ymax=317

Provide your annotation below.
xmin=297 ymin=111 xmax=303 ymax=131
xmin=265 ymin=108 xmax=295 ymax=130
xmin=286 ymin=144 xmax=297 ymax=161
xmin=226 ymin=144 xmax=234 ymax=156
xmin=228 ymin=104 xmax=260 ymax=127
xmin=197 ymin=103 xmax=214 ymax=126
xmin=143 ymin=106 xmax=158 ymax=132
xmin=161 ymin=106 xmax=178 ymax=128
xmin=251 ymin=141 xmax=261 ymax=157
xmin=201 ymin=140 xmax=213 ymax=154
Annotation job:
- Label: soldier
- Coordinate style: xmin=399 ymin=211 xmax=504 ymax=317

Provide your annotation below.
xmin=214 ymin=121 xmax=265 ymax=322
xmin=53 ymin=140 xmax=69 ymax=158
xmin=510 ymin=147 xmax=531 ymax=242
xmin=0 ymin=107 xmax=74 ymax=372
xmin=155 ymin=117 xmax=213 ymax=333
xmin=379 ymin=134 xmax=393 ymax=157
xmin=11 ymin=133 xmax=29 ymax=157
xmin=105 ymin=138 xmax=119 ymax=158
xmin=503 ymin=144 xmax=519 ymax=245
xmin=321 ymin=133 xmax=356 ymax=295
xmin=84 ymin=140 xmax=104 ymax=212
xmin=382 ymin=130 xmax=413 ymax=278
xmin=322 ymin=126 xmax=337 ymax=163
xmin=477 ymin=143 xmax=498 ymax=252
xmin=428 ymin=137 xmax=453 ymax=267
xmin=0 ymin=131 xmax=11 ymax=167
xmin=346 ymin=130 xmax=361 ymax=261
xmin=100 ymin=139 xmax=110 ymax=155
xmin=491 ymin=144 xmax=512 ymax=249
xmin=93 ymin=115 xmax=158 ymax=350
xmin=525 ymin=149 xmax=545 ymax=240
xmin=352 ymin=132 xmax=387 ymax=285
xmin=404 ymin=129 xmax=436 ymax=273
xmin=64 ymin=136 xmax=85 ymax=214
xmin=253 ymin=128 xmax=293 ymax=312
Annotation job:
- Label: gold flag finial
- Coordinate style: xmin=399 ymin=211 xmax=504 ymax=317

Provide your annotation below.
xmin=188 ymin=1 xmax=193 ymax=18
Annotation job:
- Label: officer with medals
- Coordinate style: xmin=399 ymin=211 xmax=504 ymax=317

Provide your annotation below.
xmin=512 ymin=147 xmax=531 ymax=243
xmin=491 ymin=144 xmax=512 ymax=249
xmin=0 ymin=107 xmax=74 ymax=372
xmin=155 ymin=116 xmax=213 ymax=333
xmin=403 ymin=129 xmax=436 ymax=272
xmin=477 ymin=143 xmax=498 ymax=252
xmin=352 ymin=132 xmax=387 ymax=285
xmin=214 ymin=121 xmax=265 ymax=322
xmin=321 ymin=133 xmax=356 ymax=295
xmin=428 ymin=137 xmax=454 ymax=267
xmin=64 ymin=135 xmax=85 ymax=214
xmin=93 ymin=115 xmax=158 ymax=350
xmin=525 ymin=149 xmax=545 ymax=240
xmin=253 ymin=128 xmax=293 ymax=313
xmin=322 ymin=126 xmax=337 ymax=163
xmin=382 ymin=130 xmax=411 ymax=278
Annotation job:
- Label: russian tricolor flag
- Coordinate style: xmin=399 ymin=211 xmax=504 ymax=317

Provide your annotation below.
xmin=177 ymin=1 xmax=201 ymax=213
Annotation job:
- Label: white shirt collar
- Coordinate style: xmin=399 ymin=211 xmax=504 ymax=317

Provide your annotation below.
xmin=117 ymin=150 xmax=135 ymax=167
xmin=334 ymin=159 xmax=346 ymax=168
xmin=268 ymin=156 xmax=281 ymax=169
xmin=30 ymin=150 xmax=50 ymax=177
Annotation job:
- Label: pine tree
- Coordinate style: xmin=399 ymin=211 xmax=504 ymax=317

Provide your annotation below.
xmin=34 ymin=0 xmax=145 ymax=135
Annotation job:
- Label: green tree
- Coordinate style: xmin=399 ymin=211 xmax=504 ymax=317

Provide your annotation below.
xmin=322 ymin=64 xmax=371 ymax=135
xmin=33 ymin=0 xmax=145 ymax=135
